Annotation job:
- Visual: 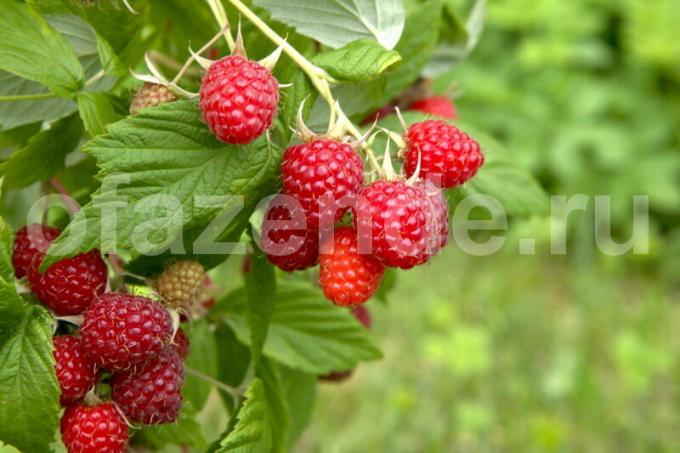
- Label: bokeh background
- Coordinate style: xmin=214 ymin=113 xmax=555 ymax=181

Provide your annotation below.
xmin=296 ymin=0 xmax=680 ymax=451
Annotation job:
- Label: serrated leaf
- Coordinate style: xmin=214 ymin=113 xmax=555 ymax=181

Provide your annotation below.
xmin=277 ymin=71 xmax=316 ymax=138
xmin=313 ymin=39 xmax=401 ymax=82
xmin=183 ymin=320 xmax=218 ymax=412
xmin=214 ymin=324 xmax=251 ymax=413
xmin=217 ymin=378 xmax=273 ymax=453
xmin=279 ymin=366 xmax=316 ymax=448
xmin=77 ymin=92 xmax=125 ymax=137
xmin=42 ymin=99 xmax=282 ymax=271
xmin=135 ymin=405 xmax=207 ymax=450
xmin=254 ymin=0 xmax=405 ymax=50
xmin=255 ymin=359 xmax=290 ymax=453
xmin=0 ymin=304 xmax=60 ymax=453
xmin=219 ymin=283 xmax=382 ymax=374
xmin=245 ymin=243 xmax=276 ymax=366
xmin=0 ymin=114 xmax=83 ymax=190
xmin=0 ymin=1 xmax=83 ymax=96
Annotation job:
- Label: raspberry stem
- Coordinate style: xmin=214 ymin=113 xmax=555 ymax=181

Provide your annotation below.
xmin=206 ymin=0 xmax=235 ymax=50
xmin=225 ymin=0 xmax=382 ymax=172
xmin=184 ymin=366 xmax=240 ymax=397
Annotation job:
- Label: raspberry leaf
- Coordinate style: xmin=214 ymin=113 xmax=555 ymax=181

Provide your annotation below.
xmin=0 ymin=114 xmax=83 ymax=190
xmin=77 ymin=92 xmax=125 ymax=137
xmin=216 ymin=283 xmax=383 ymax=374
xmin=41 ymin=99 xmax=282 ymax=271
xmin=254 ymin=0 xmax=405 ymax=50
xmin=278 ymin=367 xmax=316 ymax=449
xmin=312 ymin=39 xmax=402 ymax=82
xmin=0 ymin=3 xmax=83 ymax=96
xmin=137 ymin=407 xmax=208 ymax=450
xmin=245 ymin=244 xmax=277 ymax=366
xmin=184 ymin=320 xmax=218 ymax=412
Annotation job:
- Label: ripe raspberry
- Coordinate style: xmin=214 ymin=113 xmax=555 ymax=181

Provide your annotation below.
xmin=199 ymin=55 xmax=279 ymax=144
xmin=28 ymin=250 xmax=107 ymax=316
xmin=153 ymin=260 xmax=207 ymax=312
xmin=404 ymin=119 xmax=484 ymax=188
xmin=80 ymin=293 xmax=173 ymax=371
xmin=261 ymin=195 xmax=319 ymax=272
xmin=407 ymin=96 xmax=457 ymax=119
xmin=172 ymin=328 xmax=190 ymax=359
xmin=129 ymin=83 xmax=177 ymax=115
xmin=53 ymin=336 xmax=98 ymax=406
xmin=419 ymin=180 xmax=450 ymax=253
xmin=111 ymin=348 xmax=184 ymax=425
xmin=319 ymin=227 xmax=384 ymax=306
xmin=60 ymin=402 xmax=128 ymax=453
xmin=354 ymin=180 xmax=438 ymax=269
xmin=281 ymin=139 xmax=364 ymax=229
xmin=12 ymin=224 xmax=60 ymax=278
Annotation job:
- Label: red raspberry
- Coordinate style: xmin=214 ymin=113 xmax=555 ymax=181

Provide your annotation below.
xmin=12 ymin=224 xmax=60 ymax=278
xmin=407 ymin=96 xmax=457 ymax=119
xmin=418 ymin=180 xmax=450 ymax=254
xmin=199 ymin=55 xmax=279 ymax=144
xmin=54 ymin=336 xmax=98 ymax=406
xmin=28 ymin=250 xmax=107 ymax=316
xmin=111 ymin=348 xmax=184 ymax=425
xmin=172 ymin=327 xmax=190 ymax=359
xmin=319 ymin=227 xmax=384 ymax=306
xmin=354 ymin=180 xmax=438 ymax=269
xmin=60 ymin=402 xmax=128 ymax=453
xmin=281 ymin=139 xmax=364 ymax=229
xmin=261 ymin=195 xmax=319 ymax=271
xmin=80 ymin=293 xmax=173 ymax=371
xmin=404 ymin=120 xmax=484 ymax=188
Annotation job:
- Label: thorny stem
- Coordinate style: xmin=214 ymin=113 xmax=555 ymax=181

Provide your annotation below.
xmin=0 ymin=92 xmax=56 ymax=102
xmin=225 ymin=0 xmax=382 ymax=173
xmin=172 ymin=24 xmax=231 ymax=85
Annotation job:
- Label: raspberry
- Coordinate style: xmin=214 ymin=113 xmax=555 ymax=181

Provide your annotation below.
xmin=261 ymin=195 xmax=319 ymax=272
xmin=419 ymin=180 xmax=450 ymax=253
xmin=80 ymin=293 xmax=173 ymax=371
xmin=354 ymin=180 xmax=438 ymax=269
xmin=111 ymin=348 xmax=184 ymax=425
xmin=281 ymin=139 xmax=364 ymax=229
xmin=12 ymin=224 xmax=60 ymax=278
xmin=407 ymin=96 xmax=457 ymax=119
xmin=28 ymin=250 xmax=107 ymax=316
xmin=129 ymin=83 xmax=177 ymax=115
xmin=319 ymin=227 xmax=384 ymax=306
xmin=360 ymin=103 xmax=396 ymax=125
xmin=404 ymin=119 xmax=484 ymax=188
xmin=153 ymin=260 xmax=207 ymax=312
xmin=199 ymin=55 xmax=279 ymax=144
xmin=172 ymin=327 xmax=190 ymax=359
xmin=60 ymin=402 xmax=128 ymax=453
xmin=54 ymin=336 xmax=98 ymax=406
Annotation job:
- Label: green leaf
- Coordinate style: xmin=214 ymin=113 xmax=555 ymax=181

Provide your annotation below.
xmin=0 ymin=123 xmax=41 ymax=148
xmin=312 ymin=39 xmax=402 ymax=82
xmin=384 ymin=0 xmax=443 ymax=99
xmin=245 ymin=243 xmax=277 ymax=366
xmin=218 ymin=283 xmax=383 ymax=374
xmin=214 ymin=324 xmax=251 ymax=414
xmin=375 ymin=267 xmax=396 ymax=304
xmin=0 ymin=304 xmax=60 ymax=453
xmin=135 ymin=405 xmax=207 ymax=450
xmin=95 ymin=33 xmax=126 ymax=77
xmin=279 ymin=366 xmax=316 ymax=448
xmin=42 ymin=99 xmax=282 ymax=270
xmin=254 ymin=0 xmax=405 ymax=50
xmin=183 ymin=320 xmax=218 ymax=412
xmin=0 ymin=114 xmax=83 ymax=190
xmin=77 ymin=92 xmax=125 ymax=137
xmin=217 ymin=379 xmax=273 ymax=453
xmin=255 ymin=359 xmax=290 ymax=453
xmin=0 ymin=1 xmax=83 ymax=96
xmin=276 ymin=71 xmax=316 ymax=139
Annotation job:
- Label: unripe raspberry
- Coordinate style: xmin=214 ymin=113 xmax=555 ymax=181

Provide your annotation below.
xmin=199 ymin=55 xmax=279 ymax=144
xmin=80 ymin=293 xmax=173 ymax=371
xmin=28 ymin=249 xmax=108 ymax=316
xmin=60 ymin=402 xmax=128 ymax=453
xmin=153 ymin=260 xmax=207 ymax=312
xmin=281 ymin=139 xmax=364 ymax=229
xmin=12 ymin=224 xmax=60 ymax=278
xmin=130 ymin=83 xmax=177 ymax=115
xmin=53 ymin=336 xmax=98 ymax=406
xmin=404 ymin=119 xmax=484 ymax=188
xmin=354 ymin=180 xmax=439 ymax=269
xmin=111 ymin=348 xmax=184 ymax=425
xmin=261 ymin=195 xmax=319 ymax=272
xmin=319 ymin=227 xmax=384 ymax=306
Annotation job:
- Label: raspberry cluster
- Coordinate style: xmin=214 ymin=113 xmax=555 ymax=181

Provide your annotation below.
xmin=259 ymin=114 xmax=479 ymax=309
xmin=11 ymin=225 xmax=193 ymax=452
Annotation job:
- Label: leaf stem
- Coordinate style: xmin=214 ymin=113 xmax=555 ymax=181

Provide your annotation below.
xmin=225 ymin=0 xmax=382 ymax=173
xmin=184 ymin=366 xmax=241 ymax=397
xmin=0 ymin=92 xmax=56 ymax=102
xmin=49 ymin=178 xmax=80 ymax=214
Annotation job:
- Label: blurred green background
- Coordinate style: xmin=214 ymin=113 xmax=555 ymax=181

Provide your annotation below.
xmin=298 ymin=0 xmax=680 ymax=451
